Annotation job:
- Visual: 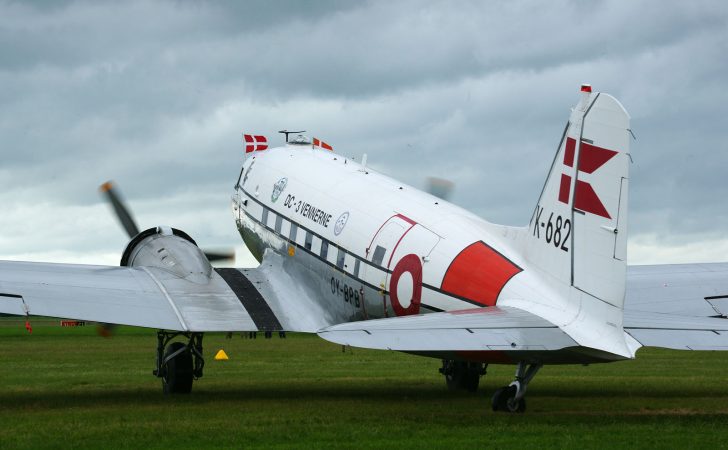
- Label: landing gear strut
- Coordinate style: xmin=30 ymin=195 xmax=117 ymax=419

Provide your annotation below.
xmin=439 ymin=360 xmax=487 ymax=392
xmin=491 ymin=361 xmax=542 ymax=413
xmin=153 ymin=331 xmax=205 ymax=394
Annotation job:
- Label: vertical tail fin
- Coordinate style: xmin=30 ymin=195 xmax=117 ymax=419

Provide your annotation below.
xmin=526 ymin=85 xmax=631 ymax=309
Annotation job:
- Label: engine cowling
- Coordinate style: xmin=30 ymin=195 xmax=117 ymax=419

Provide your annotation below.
xmin=120 ymin=226 xmax=212 ymax=284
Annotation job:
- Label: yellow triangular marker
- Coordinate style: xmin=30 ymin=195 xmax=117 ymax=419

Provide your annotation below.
xmin=214 ymin=349 xmax=229 ymax=360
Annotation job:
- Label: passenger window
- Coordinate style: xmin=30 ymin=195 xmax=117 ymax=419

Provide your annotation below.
xmin=321 ymin=241 xmax=329 ymax=259
xmin=372 ymin=245 xmax=386 ymax=266
xmin=305 ymin=232 xmax=313 ymax=250
xmin=337 ymin=248 xmax=345 ymax=269
xmin=289 ymin=223 xmax=298 ymax=242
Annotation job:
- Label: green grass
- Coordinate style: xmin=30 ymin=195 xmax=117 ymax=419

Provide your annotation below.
xmin=1 ymin=321 xmax=728 ymax=449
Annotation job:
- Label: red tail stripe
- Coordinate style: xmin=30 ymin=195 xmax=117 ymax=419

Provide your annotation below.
xmin=558 ymin=174 xmax=571 ymax=204
xmin=564 ymin=138 xmax=576 ymax=167
xmin=574 ymin=180 xmax=611 ymax=219
xmin=578 ymin=141 xmax=618 ymax=174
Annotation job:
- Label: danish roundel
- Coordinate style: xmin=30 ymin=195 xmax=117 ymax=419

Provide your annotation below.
xmin=389 ymin=254 xmax=422 ymax=316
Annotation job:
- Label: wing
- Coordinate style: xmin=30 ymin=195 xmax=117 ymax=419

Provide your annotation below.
xmin=0 ymin=254 xmax=333 ymax=333
xmin=626 ymin=263 xmax=728 ymax=317
xmin=317 ymin=306 xmax=577 ymax=352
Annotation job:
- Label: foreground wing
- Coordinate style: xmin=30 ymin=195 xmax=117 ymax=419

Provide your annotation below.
xmin=317 ymin=306 xmax=577 ymax=352
xmin=0 ymin=257 xmax=331 ymax=332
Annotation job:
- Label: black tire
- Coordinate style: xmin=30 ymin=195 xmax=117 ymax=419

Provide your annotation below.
xmin=443 ymin=360 xmax=461 ymax=391
xmin=491 ymin=386 xmax=509 ymax=411
xmin=444 ymin=361 xmax=482 ymax=392
xmin=162 ymin=342 xmax=193 ymax=394
xmin=513 ymin=397 xmax=526 ymax=413
xmin=463 ymin=368 xmax=480 ymax=393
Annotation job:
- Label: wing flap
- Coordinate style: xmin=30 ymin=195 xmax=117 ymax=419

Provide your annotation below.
xmin=317 ymin=306 xmax=577 ymax=351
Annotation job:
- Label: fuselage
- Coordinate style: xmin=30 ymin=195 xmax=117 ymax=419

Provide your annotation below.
xmin=233 ymin=144 xmax=527 ymax=317
xmin=231 ymin=144 xmax=631 ymax=364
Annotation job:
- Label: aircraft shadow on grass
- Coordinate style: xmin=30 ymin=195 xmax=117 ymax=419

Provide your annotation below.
xmin=2 ymin=384 xmax=725 ymax=410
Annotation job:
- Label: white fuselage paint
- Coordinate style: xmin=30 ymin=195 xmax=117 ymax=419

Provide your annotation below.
xmin=231 ymin=144 xmax=633 ymax=363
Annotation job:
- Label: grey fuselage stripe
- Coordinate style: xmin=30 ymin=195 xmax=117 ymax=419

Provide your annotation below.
xmin=216 ymin=268 xmax=284 ymax=331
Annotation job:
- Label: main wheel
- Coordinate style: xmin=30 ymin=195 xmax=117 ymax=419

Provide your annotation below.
xmin=443 ymin=361 xmax=482 ymax=392
xmin=162 ymin=342 xmax=193 ymax=394
xmin=462 ymin=367 xmax=481 ymax=393
xmin=443 ymin=360 xmax=460 ymax=391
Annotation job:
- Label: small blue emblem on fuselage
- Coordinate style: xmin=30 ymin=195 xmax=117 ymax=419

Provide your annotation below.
xmin=271 ymin=177 xmax=288 ymax=203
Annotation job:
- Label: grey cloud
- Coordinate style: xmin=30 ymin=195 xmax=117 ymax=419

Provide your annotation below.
xmin=1 ymin=0 xmax=727 ymax=265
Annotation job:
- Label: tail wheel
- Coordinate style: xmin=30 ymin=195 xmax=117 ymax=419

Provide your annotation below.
xmin=162 ymin=342 xmax=194 ymax=394
xmin=491 ymin=385 xmax=526 ymax=413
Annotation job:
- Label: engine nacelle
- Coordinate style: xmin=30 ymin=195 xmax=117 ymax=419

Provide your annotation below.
xmin=120 ymin=226 xmax=212 ymax=284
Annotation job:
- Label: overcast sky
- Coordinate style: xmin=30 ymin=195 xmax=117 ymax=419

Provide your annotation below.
xmin=1 ymin=0 xmax=727 ymax=267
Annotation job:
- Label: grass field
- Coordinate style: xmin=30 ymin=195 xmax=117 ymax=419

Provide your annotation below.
xmin=1 ymin=321 xmax=728 ymax=449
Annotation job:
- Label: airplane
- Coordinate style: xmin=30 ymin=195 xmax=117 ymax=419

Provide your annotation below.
xmin=2 ymin=84 xmax=728 ymax=413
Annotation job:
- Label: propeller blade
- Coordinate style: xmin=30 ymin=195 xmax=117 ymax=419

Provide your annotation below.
xmin=204 ymin=249 xmax=236 ymax=263
xmin=100 ymin=181 xmax=140 ymax=238
xmin=426 ymin=177 xmax=454 ymax=201
xmin=100 ymin=181 xmax=234 ymax=264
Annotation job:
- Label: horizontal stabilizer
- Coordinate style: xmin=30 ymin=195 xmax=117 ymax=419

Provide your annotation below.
xmin=624 ymin=310 xmax=728 ymax=350
xmin=625 ymin=263 xmax=728 ymax=317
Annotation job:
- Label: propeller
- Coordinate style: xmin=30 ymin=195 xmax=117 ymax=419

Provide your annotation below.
xmin=99 ymin=180 xmax=235 ymax=263
xmin=96 ymin=181 xmax=235 ymax=338
xmin=100 ymin=181 xmax=140 ymax=237
xmin=425 ymin=177 xmax=455 ymax=201
xmin=203 ymin=250 xmax=237 ymax=263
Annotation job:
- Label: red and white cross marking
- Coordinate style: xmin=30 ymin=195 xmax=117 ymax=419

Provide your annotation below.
xmin=558 ymin=137 xmax=618 ymax=219
xmin=243 ymin=134 xmax=268 ymax=153
xmin=313 ymin=137 xmax=333 ymax=151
